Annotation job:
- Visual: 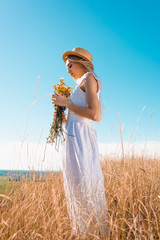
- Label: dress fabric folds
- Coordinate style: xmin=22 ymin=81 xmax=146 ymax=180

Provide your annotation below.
xmin=62 ymin=72 xmax=108 ymax=238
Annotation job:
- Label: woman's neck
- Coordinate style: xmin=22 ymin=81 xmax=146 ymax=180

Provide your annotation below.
xmin=76 ymin=70 xmax=88 ymax=79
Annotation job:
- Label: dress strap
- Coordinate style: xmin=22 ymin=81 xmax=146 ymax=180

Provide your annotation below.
xmin=79 ymin=72 xmax=102 ymax=92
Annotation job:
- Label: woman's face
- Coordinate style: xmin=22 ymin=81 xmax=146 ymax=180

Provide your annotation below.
xmin=66 ymin=60 xmax=87 ymax=80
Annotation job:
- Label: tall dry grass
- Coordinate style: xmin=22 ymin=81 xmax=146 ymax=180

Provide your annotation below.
xmin=0 ymin=156 xmax=160 ymax=239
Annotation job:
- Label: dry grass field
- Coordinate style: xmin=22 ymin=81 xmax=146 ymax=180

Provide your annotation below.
xmin=0 ymin=156 xmax=160 ymax=239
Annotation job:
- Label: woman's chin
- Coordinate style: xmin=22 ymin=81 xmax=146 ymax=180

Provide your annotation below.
xmin=71 ymin=74 xmax=76 ymax=80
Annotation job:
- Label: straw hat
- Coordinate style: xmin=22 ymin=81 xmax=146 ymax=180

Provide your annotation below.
xmin=62 ymin=47 xmax=94 ymax=69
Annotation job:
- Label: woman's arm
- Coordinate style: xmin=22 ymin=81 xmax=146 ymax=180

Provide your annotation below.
xmin=52 ymin=75 xmax=99 ymax=121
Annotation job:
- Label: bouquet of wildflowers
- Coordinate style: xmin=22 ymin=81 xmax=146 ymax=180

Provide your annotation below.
xmin=47 ymin=78 xmax=74 ymax=150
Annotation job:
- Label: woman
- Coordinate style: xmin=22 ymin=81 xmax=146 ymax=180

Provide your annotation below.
xmin=52 ymin=47 xmax=108 ymax=238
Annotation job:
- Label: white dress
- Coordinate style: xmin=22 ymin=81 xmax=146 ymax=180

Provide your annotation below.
xmin=62 ymin=72 xmax=108 ymax=238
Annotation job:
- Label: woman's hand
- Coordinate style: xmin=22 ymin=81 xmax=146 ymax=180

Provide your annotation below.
xmin=53 ymin=110 xmax=67 ymax=125
xmin=52 ymin=92 xmax=68 ymax=107
xmin=62 ymin=111 xmax=67 ymax=125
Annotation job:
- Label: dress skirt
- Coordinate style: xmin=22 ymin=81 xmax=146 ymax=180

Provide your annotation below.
xmin=62 ymin=112 xmax=109 ymax=238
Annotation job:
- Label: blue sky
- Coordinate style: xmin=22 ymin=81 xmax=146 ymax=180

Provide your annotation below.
xmin=0 ymin=0 xmax=160 ymax=144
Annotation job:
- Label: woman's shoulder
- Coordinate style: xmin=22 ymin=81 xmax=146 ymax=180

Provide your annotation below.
xmin=83 ymin=72 xmax=102 ymax=92
xmin=82 ymin=71 xmax=96 ymax=79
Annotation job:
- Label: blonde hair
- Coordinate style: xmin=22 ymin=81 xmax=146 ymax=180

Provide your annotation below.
xmin=65 ymin=55 xmax=102 ymax=122
xmin=65 ymin=55 xmax=94 ymax=72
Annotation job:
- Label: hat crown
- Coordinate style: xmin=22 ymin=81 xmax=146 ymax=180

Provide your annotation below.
xmin=72 ymin=47 xmax=93 ymax=62
xmin=62 ymin=47 xmax=94 ymax=70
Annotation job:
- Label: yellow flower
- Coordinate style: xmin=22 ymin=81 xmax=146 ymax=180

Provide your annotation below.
xmin=52 ymin=77 xmax=74 ymax=101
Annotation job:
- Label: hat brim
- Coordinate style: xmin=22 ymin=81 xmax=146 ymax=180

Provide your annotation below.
xmin=62 ymin=51 xmax=94 ymax=69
